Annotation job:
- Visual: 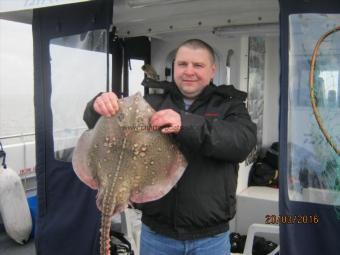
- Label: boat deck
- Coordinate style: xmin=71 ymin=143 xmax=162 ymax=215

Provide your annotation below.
xmin=0 ymin=232 xmax=36 ymax=255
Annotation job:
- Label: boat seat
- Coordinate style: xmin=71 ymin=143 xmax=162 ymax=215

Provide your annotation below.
xmin=235 ymin=186 xmax=279 ymax=243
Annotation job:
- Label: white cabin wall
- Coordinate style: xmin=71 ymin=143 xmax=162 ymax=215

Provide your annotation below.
xmin=237 ymin=36 xmax=280 ymax=193
xmin=236 ymin=36 xmax=251 ymax=194
xmin=238 ymin=36 xmax=250 ymax=93
xmin=263 ymin=35 xmax=280 ymax=148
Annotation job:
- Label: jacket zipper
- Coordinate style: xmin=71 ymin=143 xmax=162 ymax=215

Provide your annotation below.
xmin=173 ymin=184 xmax=178 ymax=232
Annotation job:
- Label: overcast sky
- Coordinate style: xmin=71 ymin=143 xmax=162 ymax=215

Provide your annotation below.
xmin=0 ymin=19 xmax=34 ymax=137
xmin=0 ymin=19 xmax=33 ymax=95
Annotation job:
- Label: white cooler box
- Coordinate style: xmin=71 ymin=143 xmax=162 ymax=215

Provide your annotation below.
xmin=235 ymin=186 xmax=279 ymax=243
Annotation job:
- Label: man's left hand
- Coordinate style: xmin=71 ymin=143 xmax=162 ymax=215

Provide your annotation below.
xmin=150 ymin=109 xmax=181 ymax=134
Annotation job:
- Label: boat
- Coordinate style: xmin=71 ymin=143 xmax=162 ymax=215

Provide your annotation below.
xmin=0 ymin=0 xmax=339 ymax=254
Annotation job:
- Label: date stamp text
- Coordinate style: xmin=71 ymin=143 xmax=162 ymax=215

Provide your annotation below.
xmin=265 ymin=214 xmax=320 ymax=224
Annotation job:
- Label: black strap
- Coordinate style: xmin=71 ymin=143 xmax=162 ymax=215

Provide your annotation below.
xmin=110 ymin=230 xmax=134 ymax=255
xmin=0 ymin=141 xmax=7 ymax=169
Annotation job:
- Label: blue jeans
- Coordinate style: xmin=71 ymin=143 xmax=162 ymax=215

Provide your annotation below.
xmin=140 ymin=224 xmax=231 ymax=255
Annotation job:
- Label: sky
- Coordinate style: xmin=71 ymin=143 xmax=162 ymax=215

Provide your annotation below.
xmin=0 ymin=19 xmax=34 ymax=138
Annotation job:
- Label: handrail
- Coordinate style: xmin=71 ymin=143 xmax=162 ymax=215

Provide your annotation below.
xmin=0 ymin=132 xmax=35 ymax=140
xmin=0 ymin=126 xmax=87 ymax=140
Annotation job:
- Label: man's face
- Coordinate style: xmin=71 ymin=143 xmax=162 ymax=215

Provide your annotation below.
xmin=174 ymin=46 xmax=216 ymax=99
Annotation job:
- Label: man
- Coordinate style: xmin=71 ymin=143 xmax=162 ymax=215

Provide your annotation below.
xmin=83 ymin=39 xmax=257 ymax=255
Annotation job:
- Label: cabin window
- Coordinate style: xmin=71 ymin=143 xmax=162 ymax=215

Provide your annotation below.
xmin=128 ymin=59 xmax=145 ymax=96
xmin=318 ymin=70 xmax=339 ymax=108
xmin=0 ymin=19 xmax=36 ymax=194
xmin=288 ymin=14 xmax=340 ymax=207
xmin=49 ymin=29 xmax=110 ymax=162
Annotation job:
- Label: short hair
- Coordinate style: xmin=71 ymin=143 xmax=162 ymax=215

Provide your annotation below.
xmin=175 ymin=39 xmax=216 ymax=63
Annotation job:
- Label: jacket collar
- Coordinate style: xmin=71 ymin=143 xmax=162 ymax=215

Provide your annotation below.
xmin=164 ymin=82 xmax=217 ymax=112
xmin=186 ymin=83 xmax=216 ymax=112
xmin=142 ymin=78 xmax=247 ymax=111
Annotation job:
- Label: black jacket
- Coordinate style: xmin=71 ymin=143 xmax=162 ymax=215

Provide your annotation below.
xmin=83 ymin=81 xmax=257 ymax=240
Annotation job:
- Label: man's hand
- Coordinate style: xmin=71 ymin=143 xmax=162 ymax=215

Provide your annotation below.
xmin=93 ymin=92 xmax=119 ymax=117
xmin=150 ymin=109 xmax=181 ymax=134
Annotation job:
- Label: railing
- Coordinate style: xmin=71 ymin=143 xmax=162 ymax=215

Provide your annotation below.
xmin=1 ymin=132 xmax=37 ymax=195
xmin=0 ymin=132 xmax=35 ymax=140
xmin=0 ymin=127 xmax=87 ymax=194
xmin=0 ymin=126 xmax=87 ymax=140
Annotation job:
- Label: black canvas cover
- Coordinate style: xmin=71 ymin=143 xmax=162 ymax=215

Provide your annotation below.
xmin=33 ymin=1 xmax=113 ymax=254
xmin=279 ymin=0 xmax=340 ymax=254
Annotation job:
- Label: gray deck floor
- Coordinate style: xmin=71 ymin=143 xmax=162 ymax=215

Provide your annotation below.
xmin=0 ymin=232 xmax=36 ymax=255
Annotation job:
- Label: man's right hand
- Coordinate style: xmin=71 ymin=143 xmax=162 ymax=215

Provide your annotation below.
xmin=93 ymin=92 xmax=119 ymax=117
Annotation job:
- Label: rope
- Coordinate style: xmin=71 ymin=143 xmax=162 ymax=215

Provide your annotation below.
xmin=309 ymin=26 xmax=340 ymax=155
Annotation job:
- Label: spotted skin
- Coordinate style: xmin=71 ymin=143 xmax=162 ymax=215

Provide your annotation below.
xmin=72 ymin=93 xmax=187 ymax=255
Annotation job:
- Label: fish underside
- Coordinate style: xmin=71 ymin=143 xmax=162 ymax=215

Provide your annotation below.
xmin=72 ymin=93 xmax=187 ymax=255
